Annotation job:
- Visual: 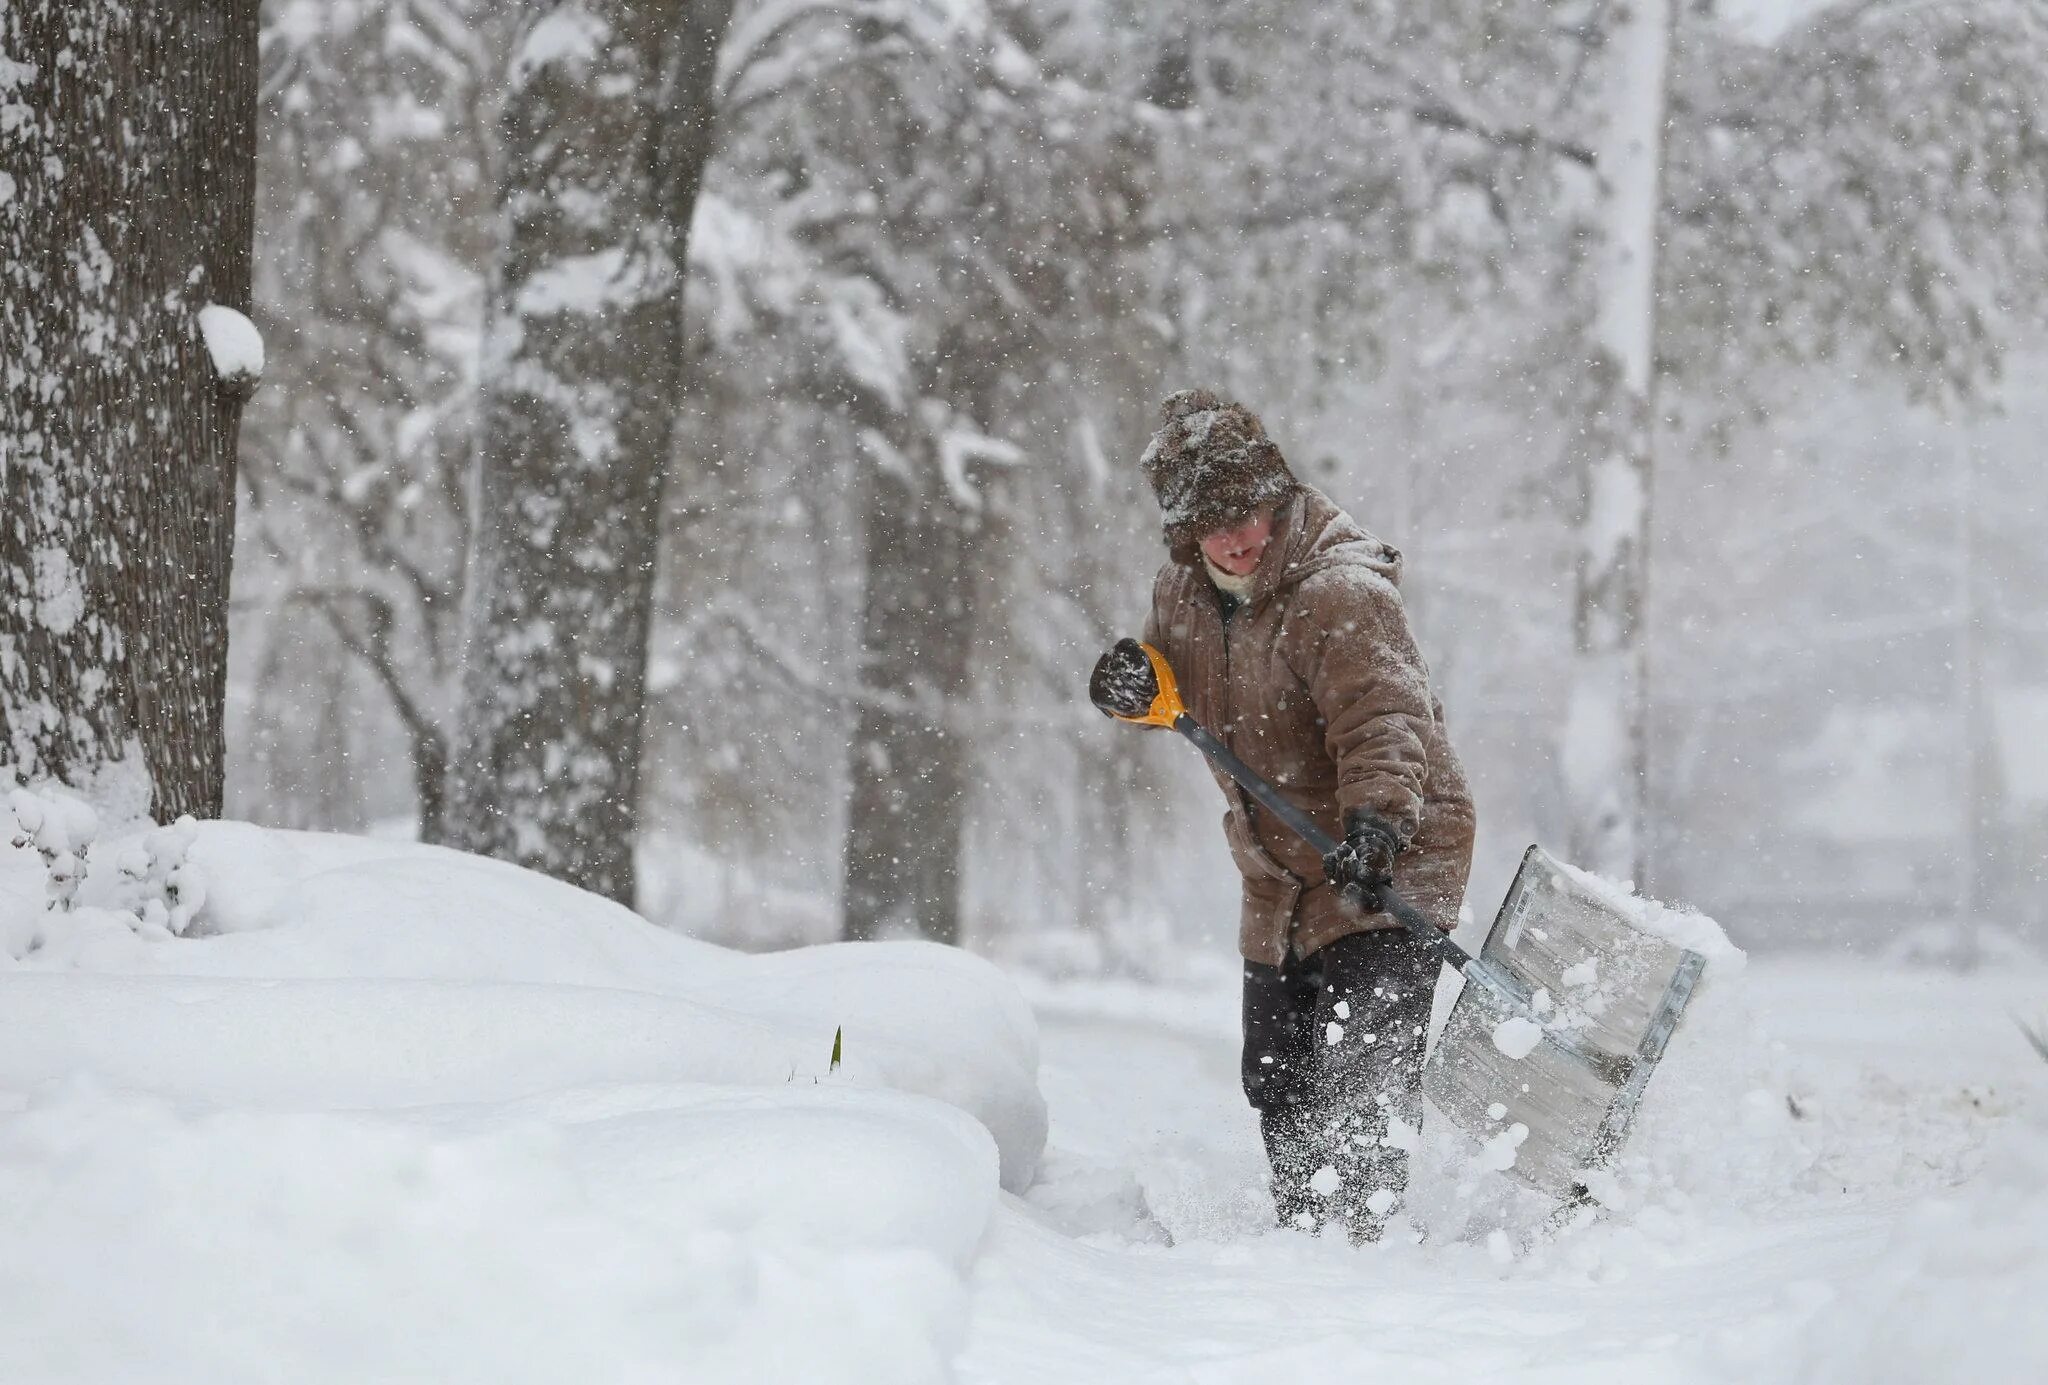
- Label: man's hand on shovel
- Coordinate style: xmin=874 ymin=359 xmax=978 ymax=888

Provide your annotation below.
xmin=1089 ymin=638 xmax=1161 ymax=720
xmin=1323 ymin=811 xmax=1402 ymax=914
xmin=1094 ymin=638 xmax=1472 ymax=968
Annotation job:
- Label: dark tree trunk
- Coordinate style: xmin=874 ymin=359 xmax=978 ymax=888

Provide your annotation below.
xmin=840 ymin=464 xmax=979 ymax=944
xmin=1 ymin=1 xmax=260 ymax=818
xmin=445 ymin=0 xmax=733 ymax=906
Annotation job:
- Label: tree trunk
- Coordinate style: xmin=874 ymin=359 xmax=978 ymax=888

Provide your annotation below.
xmin=840 ymin=463 xmax=977 ymax=943
xmin=1562 ymin=0 xmax=1671 ymax=883
xmin=1 ymin=1 xmax=260 ymax=819
xmin=445 ymin=0 xmax=733 ymax=906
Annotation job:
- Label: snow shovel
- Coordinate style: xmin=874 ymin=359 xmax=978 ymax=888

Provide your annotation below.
xmin=1104 ymin=641 xmax=1708 ymax=1205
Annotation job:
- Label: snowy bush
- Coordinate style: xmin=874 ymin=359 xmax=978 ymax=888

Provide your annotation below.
xmin=6 ymin=786 xmax=99 ymax=913
xmin=3 ymin=788 xmax=209 ymax=959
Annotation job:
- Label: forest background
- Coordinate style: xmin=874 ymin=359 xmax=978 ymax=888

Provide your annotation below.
xmin=140 ymin=0 xmax=2048 ymax=966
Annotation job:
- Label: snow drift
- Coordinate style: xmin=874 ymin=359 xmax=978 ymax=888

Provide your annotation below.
xmin=0 ymin=806 xmax=1047 ymax=1385
xmin=2 ymin=818 xmax=1045 ymax=1189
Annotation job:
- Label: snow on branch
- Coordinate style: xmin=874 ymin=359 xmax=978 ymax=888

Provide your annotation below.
xmin=821 ymin=278 xmax=911 ymax=411
xmin=717 ymin=0 xmax=983 ymax=117
xmin=7 ymin=788 xmax=98 ymax=913
xmin=197 ymin=305 xmax=265 ymax=393
xmin=719 ymin=0 xmax=850 ymax=88
xmin=929 ymin=406 xmax=1025 ymax=512
xmin=511 ymin=4 xmax=611 ymax=87
xmin=515 ymin=243 xmax=679 ymax=318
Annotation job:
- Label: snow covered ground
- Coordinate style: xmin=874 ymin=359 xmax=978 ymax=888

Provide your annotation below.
xmin=990 ymin=957 xmax=2046 ymax=1384
xmin=2 ymin=800 xmax=2041 ymax=1383
xmin=0 ymin=804 xmax=1039 ymax=1385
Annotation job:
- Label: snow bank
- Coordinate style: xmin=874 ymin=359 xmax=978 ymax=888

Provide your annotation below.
xmin=0 ymin=1081 xmax=991 ymax=1385
xmin=0 ymin=813 xmax=1048 ymax=1383
xmin=4 ymin=820 xmax=1044 ymax=1191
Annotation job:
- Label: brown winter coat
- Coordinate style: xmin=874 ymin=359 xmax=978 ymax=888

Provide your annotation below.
xmin=1143 ymin=486 xmax=1477 ymax=966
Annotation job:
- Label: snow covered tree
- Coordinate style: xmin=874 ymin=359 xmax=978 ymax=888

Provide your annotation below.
xmin=710 ymin=2 xmax=1148 ymax=942
xmin=1639 ymin=0 xmax=2048 ymax=895
xmin=1113 ymin=0 xmax=2048 ymax=896
xmin=1489 ymin=0 xmax=2048 ymax=885
xmin=443 ymin=0 xmax=736 ymax=905
xmin=1 ymin=0 xmax=262 ymax=819
xmin=1561 ymin=0 xmax=1672 ymax=883
xmin=240 ymin=0 xmax=503 ymax=838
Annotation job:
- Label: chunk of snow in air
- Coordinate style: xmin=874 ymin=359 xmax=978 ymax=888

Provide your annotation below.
xmin=1480 ymin=1122 xmax=1530 ymax=1172
xmin=1491 ymin=1017 xmax=1543 ymax=1060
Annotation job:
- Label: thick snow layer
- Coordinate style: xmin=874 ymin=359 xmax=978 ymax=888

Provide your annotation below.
xmin=1 ymin=814 xmax=1044 ymax=1384
xmin=196 ymin=304 xmax=264 ymax=384
xmin=4 ymin=821 xmax=1044 ymax=1191
xmin=977 ymin=956 xmax=2046 ymax=1383
xmin=8 ymin=806 xmax=2042 ymax=1381
xmin=0 ymin=1082 xmax=991 ymax=1385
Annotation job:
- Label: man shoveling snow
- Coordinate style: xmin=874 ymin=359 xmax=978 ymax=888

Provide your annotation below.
xmin=1090 ymin=389 xmax=1476 ymax=1242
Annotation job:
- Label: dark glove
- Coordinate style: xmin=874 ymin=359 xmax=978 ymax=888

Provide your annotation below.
xmin=1089 ymin=638 xmax=1160 ymax=719
xmin=1322 ymin=811 xmax=1402 ymax=913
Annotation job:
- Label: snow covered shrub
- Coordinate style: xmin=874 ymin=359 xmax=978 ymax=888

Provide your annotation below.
xmin=2 ymin=789 xmax=209 ymax=960
xmin=112 ymin=816 xmax=205 ymax=935
xmin=7 ymin=786 xmax=100 ymax=912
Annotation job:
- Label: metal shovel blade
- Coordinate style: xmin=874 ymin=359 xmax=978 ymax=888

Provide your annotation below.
xmin=1423 ymin=845 xmax=1708 ymax=1201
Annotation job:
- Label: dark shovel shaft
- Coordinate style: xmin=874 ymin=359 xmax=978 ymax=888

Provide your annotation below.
xmin=1173 ymin=714 xmax=1473 ymax=970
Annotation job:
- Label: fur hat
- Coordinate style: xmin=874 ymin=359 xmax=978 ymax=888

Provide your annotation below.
xmin=1139 ymin=388 xmax=1297 ymax=561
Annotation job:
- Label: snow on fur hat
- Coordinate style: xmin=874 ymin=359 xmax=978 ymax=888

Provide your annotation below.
xmin=1140 ymin=388 xmax=1297 ymax=560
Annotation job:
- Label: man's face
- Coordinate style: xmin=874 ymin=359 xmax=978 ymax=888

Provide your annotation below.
xmin=1199 ymin=508 xmax=1275 ymax=577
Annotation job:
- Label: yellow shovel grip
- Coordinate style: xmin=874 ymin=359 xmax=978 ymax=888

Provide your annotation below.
xmin=1115 ymin=642 xmax=1187 ymax=729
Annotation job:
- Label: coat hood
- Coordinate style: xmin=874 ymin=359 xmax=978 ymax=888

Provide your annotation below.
xmin=1240 ymin=486 xmax=1403 ymax=606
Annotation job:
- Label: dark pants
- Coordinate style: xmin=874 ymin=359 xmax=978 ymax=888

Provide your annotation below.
xmin=1241 ymin=928 xmax=1438 ymax=1238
